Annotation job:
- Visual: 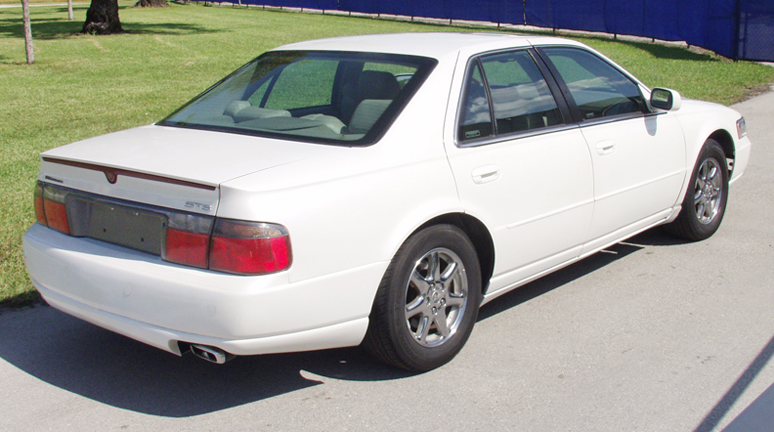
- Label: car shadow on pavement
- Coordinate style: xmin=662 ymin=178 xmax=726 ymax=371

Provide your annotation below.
xmin=478 ymin=232 xmax=654 ymax=321
xmin=626 ymin=225 xmax=694 ymax=247
xmin=476 ymin=225 xmax=691 ymax=322
xmin=0 ymin=306 xmax=411 ymax=417
xmin=0 ymin=227 xmax=678 ymax=417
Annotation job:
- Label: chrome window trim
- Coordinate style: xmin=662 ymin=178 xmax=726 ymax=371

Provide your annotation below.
xmin=457 ymin=123 xmax=581 ymax=148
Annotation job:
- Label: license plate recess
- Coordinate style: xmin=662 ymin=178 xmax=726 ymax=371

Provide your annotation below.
xmin=68 ymin=196 xmax=166 ymax=255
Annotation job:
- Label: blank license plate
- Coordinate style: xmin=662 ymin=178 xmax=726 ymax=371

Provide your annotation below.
xmin=86 ymin=201 xmax=165 ymax=255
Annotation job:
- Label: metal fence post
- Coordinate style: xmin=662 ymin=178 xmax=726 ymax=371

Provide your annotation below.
xmin=733 ymin=0 xmax=741 ymax=61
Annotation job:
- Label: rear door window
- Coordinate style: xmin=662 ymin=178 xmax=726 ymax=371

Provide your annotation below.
xmin=458 ymin=50 xmax=564 ymax=143
xmin=459 ymin=62 xmax=493 ymax=141
xmin=480 ymin=51 xmax=563 ymax=135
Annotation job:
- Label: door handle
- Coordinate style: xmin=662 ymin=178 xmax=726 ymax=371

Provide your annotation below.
xmin=471 ymin=165 xmax=500 ymax=184
xmin=596 ymin=140 xmax=616 ymax=155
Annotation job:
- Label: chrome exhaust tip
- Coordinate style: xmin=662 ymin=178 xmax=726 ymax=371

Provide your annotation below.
xmin=189 ymin=344 xmax=233 ymax=364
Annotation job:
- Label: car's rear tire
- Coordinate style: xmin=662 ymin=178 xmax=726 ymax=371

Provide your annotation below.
xmin=665 ymin=139 xmax=729 ymax=241
xmin=363 ymin=224 xmax=482 ymax=372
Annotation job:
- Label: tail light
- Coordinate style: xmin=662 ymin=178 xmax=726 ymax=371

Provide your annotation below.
xmin=163 ymin=213 xmax=214 ymax=269
xmin=35 ymin=181 xmax=71 ymax=235
xmin=33 ymin=181 xmax=292 ymax=275
xmin=209 ymin=219 xmax=291 ymax=275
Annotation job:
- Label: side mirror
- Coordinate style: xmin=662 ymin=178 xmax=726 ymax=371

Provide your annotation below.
xmin=650 ymin=87 xmax=682 ymax=111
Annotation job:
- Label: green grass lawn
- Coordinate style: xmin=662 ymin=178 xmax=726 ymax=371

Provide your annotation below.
xmin=1 ymin=2 xmax=773 ymax=307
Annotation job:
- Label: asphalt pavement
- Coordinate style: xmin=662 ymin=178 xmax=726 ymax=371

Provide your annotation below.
xmin=1 ymin=89 xmax=773 ymax=432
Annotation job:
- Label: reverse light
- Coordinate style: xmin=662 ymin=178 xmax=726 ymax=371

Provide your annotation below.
xmin=209 ymin=219 xmax=292 ymax=275
xmin=34 ymin=182 xmax=46 ymax=225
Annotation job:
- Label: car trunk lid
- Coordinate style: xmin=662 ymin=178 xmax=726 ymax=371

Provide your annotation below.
xmin=39 ymin=124 xmax=326 ymax=215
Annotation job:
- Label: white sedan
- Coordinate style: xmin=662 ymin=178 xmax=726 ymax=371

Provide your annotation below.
xmin=24 ymin=33 xmax=750 ymax=371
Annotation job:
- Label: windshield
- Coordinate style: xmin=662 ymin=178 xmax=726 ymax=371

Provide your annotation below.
xmin=159 ymin=51 xmax=437 ymax=145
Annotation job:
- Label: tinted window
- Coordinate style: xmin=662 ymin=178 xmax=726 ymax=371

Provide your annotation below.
xmin=458 ymin=51 xmax=562 ymax=143
xmin=263 ymin=58 xmax=338 ymax=110
xmin=480 ymin=51 xmax=562 ymax=135
xmin=459 ymin=62 xmax=493 ymax=141
xmin=159 ymin=51 xmax=436 ymax=145
xmin=542 ymin=47 xmax=646 ymax=120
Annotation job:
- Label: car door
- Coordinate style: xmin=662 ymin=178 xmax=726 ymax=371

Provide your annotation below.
xmin=538 ymin=46 xmax=687 ymax=253
xmin=445 ymin=49 xmax=594 ymax=295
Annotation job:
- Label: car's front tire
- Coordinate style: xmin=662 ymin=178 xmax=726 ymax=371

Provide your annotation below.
xmin=666 ymin=138 xmax=729 ymax=241
xmin=363 ymin=224 xmax=482 ymax=372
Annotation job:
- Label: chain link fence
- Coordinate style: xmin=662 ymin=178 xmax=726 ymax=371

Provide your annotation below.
xmin=738 ymin=0 xmax=774 ymax=61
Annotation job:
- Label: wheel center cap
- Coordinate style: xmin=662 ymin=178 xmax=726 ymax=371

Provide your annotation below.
xmin=431 ymin=290 xmax=443 ymax=303
xmin=428 ymin=284 xmax=445 ymax=305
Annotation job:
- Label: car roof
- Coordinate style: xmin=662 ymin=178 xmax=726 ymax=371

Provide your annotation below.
xmin=274 ymin=32 xmax=583 ymax=59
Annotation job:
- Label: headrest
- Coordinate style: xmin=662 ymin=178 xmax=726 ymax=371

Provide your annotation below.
xmin=224 ymin=100 xmax=251 ymax=118
xmin=358 ymin=71 xmax=401 ymax=101
xmin=349 ymin=99 xmax=392 ymax=134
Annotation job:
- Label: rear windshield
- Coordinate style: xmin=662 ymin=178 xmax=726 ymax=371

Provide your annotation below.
xmin=158 ymin=51 xmax=437 ymax=146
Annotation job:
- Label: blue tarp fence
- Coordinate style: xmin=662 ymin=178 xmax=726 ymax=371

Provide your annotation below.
xmin=229 ymin=0 xmax=774 ymax=61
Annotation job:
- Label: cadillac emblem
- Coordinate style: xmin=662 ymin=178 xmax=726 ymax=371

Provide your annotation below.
xmin=104 ymin=170 xmax=118 ymax=184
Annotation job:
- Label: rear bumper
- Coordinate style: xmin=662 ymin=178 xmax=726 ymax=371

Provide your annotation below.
xmin=34 ymin=283 xmax=368 ymax=356
xmin=23 ymin=223 xmax=382 ymax=356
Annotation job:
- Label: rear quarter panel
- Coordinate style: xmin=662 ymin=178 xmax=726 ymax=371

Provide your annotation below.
xmin=216 ymin=54 xmax=464 ymax=286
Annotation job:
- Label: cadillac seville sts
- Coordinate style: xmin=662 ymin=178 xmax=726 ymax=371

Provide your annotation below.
xmin=24 ymin=33 xmax=750 ymax=371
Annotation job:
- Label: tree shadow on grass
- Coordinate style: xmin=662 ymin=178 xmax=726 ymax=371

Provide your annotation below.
xmin=632 ymin=41 xmax=718 ymax=61
xmin=121 ymin=21 xmax=224 ymax=35
xmin=0 ymin=16 xmax=80 ymax=39
xmin=535 ymin=30 xmax=720 ymax=62
xmin=0 ymin=12 xmax=221 ymax=39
